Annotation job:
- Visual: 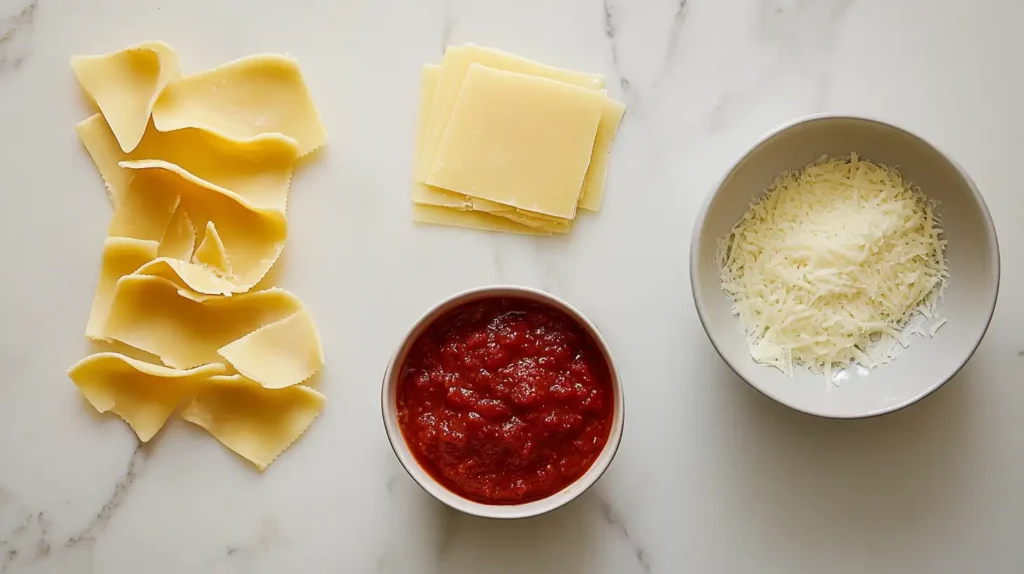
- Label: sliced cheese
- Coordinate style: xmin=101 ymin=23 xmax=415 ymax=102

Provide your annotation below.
xmin=77 ymin=113 xmax=298 ymax=210
xmin=578 ymin=98 xmax=626 ymax=212
xmin=218 ymin=307 xmax=324 ymax=389
xmin=68 ymin=352 xmax=226 ymax=442
xmin=416 ymin=44 xmax=603 ymax=184
xmin=152 ymin=54 xmax=325 ymax=155
xmin=410 ymin=53 xmax=623 ymax=230
xmin=104 ymin=275 xmax=304 ymax=369
xmin=468 ymin=200 xmax=572 ymax=230
xmin=426 ymin=64 xmax=604 ymax=219
xmin=414 ymin=45 xmax=605 ymax=211
xmin=180 ymin=374 xmax=325 ymax=471
xmin=71 ymin=41 xmax=179 ymax=153
xmin=411 ymin=205 xmax=550 ymax=235
xmin=411 ymin=65 xmax=467 ymax=208
xmin=495 ymin=210 xmax=573 ymax=234
xmin=85 ymin=237 xmax=159 ymax=340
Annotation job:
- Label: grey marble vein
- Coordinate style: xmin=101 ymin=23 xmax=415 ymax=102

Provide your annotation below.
xmin=0 ymin=489 xmax=53 ymax=573
xmin=223 ymin=517 xmax=287 ymax=562
xmin=657 ymin=0 xmax=689 ymax=83
xmin=596 ymin=497 xmax=652 ymax=573
xmin=601 ymin=0 xmax=631 ymax=92
xmin=440 ymin=0 xmax=454 ymax=53
xmin=385 ymin=473 xmax=402 ymax=497
xmin=0 ymin=0 xmax=36 ymax=75
xmin=65 ymin=443 xmax=150 ymax=549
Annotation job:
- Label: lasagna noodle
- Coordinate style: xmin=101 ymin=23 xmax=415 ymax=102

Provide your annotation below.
xmin=192 ymin=221 xmax=233 ymax=277
xmin=107 ymin=174 xmax=180 ymax=242
xmin=68 ymin=42 xmax=329 ymax=467
xmin=76 ymin=113 xmax=297 ymax=211
xmin=152 ymin=54 xmax=326 ymax=156
xmin=86 ymin=237 xmax=159 ymax=340
xmin=104 ymin=275 xmax=305 ymax=369
xmin=119 ymin=160 xmax=287 ymax=291
xmin=180 ymin=375 xmax=325 ymax=471
xmin=218 ymin=307 xmax=324 ymax=389
xmin=133 ymin=257 xmax=236 ymax=296
xmin=158 ymin=205 xmax=196 ymax=261
xmin=68 ymin=352 xmax=226 ymax=442
xmin=71 ymin=41 xmax=179 ymax=153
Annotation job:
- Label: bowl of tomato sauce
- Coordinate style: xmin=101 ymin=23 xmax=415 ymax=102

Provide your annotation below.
xmin=381 ymin=286 xmax=624 ymax=519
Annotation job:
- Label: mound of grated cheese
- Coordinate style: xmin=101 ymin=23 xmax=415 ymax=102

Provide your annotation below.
xmin=717 ymin=154 xmax=948 ymax=381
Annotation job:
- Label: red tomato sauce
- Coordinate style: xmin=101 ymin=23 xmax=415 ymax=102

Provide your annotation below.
xmin=396 ymin=297 xmax=615 ymax=505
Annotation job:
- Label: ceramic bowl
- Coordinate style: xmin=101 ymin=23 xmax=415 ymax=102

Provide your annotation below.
xmin=690 ymin=114 xmax=1000 ymax=418
xmin=381 ymin=285 xmax=624 ymax=519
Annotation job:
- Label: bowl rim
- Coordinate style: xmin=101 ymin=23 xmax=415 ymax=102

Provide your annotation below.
xmin=689 ymin=112 xmax=1002 ymax=419
xmin=380 ymin=284 xmax=625 ymax=519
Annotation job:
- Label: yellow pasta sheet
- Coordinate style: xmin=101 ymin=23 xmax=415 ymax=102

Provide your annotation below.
xmin=77 ymin=113 xmax=297 ymax=210
xmin=104 ymin=275 xmax=307 ymax=371
xmin=69 ymin=41 xmax=328 ymax=469
xmin=219 ymin=307 xmax=324 ymax=389
xmin=152 ymin=54 xmax=326 ymax=156
xmin=86 ymin=238 xmax=159 ymax=340
xmin=68 ymin=352 xmax=226 ymax=442
xmin=159 ymin=206 xmax=196 ymax=261
xmin=180 ymin=375 xmax=324 ymax=471
xmin=192 ymin=221 xmax=233 ymax=276
xmin=120 ymin=160 xmax=287 ymax=291
xmin=107 ymin=171 xmax=181 ymax=242
xmin=133 ymin=257 xmax=236 ymax=297
xmin=71 ymin=41 xmax=179 ymax=153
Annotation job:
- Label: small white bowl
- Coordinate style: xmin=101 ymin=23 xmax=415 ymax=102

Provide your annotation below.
xmin=381 ymin=285 xmax=624 ymax=519
xmin=691 ymin=114 xmax=1000 ymax=418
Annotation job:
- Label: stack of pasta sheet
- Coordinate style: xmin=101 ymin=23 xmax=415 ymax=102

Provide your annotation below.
xmin=411 ymin=44 xmax=626 ymax=235
xmin=66 ymin=41 xmax=328 ymax=471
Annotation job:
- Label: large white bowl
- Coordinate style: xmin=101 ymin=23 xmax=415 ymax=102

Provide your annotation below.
xmin=381 ymin=285 xmax=624 ymax=519
xmin=690 ymin=114 xmax=1000 ymax=418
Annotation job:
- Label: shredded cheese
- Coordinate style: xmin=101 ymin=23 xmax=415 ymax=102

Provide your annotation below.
xmin=717 ymin=154 xmax=949 ymax=380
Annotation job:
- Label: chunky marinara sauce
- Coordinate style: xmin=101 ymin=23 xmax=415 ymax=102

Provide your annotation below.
xmin=396 ymin=297 xmax=614 ymax=505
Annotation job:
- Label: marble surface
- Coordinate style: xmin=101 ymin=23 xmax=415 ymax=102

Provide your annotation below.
xmin=0 ymin=0 xmax=1022 ymax=572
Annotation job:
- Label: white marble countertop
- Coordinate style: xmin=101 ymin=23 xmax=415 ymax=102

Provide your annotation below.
xmin=1 ymin=0 xmax=1022 ymax=572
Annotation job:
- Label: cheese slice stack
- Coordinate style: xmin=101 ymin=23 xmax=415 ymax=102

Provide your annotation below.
xmin=411 ymin=44 xmax=626 ymax=235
